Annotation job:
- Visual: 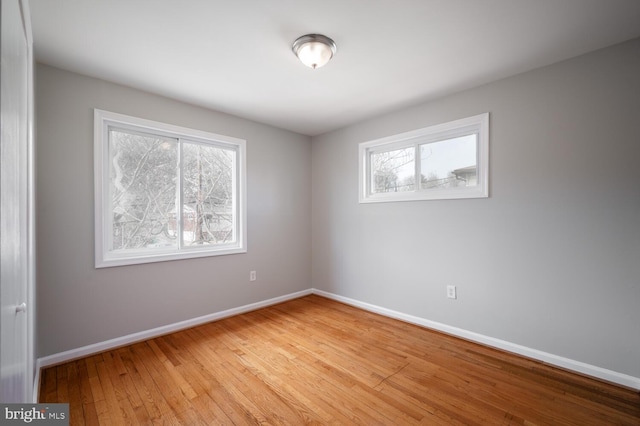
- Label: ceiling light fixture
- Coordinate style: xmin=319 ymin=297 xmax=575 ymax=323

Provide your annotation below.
xmin=292 ymin=34 xmax=337 ymax=69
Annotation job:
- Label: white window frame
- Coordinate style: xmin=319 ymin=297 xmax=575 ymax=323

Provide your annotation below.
xmin=359 ymin=113 xmax=489 ymax=203
xmin=94 ymin=109 xmax=247 ymax=268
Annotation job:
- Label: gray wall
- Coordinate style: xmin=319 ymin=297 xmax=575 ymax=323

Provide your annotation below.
xmin=36 ymin=64 xmax=312 ymax=357
xmin=37 ymin=38 xmax=640 ymax=379
xmin=311 ymin=38 xmax=640 ymax=378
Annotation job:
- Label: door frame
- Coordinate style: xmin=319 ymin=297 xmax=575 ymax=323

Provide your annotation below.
xmin=22 ymin=0 xmax=36 ymax=403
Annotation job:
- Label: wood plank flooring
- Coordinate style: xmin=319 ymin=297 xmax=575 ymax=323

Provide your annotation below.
xmin=39 ymin=295 xmax=640 ymax=425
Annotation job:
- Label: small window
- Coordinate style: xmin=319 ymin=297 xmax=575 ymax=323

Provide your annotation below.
xmin=94 ymin=109 xmax=246 ymax=267
xmin=359 ymin=113 xmax=489 ymax=203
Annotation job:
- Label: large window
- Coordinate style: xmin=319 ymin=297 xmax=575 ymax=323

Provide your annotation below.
xmin=94 ymin=109 xmax=246 ymax=267
xmin=359 ymin=113 xmax=489 ymax=203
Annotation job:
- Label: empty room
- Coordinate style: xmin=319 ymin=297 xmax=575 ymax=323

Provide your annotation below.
xmin=1 ymin=0 xmax=639 ymax=424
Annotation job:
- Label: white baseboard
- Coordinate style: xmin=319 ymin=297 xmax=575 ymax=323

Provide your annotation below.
xmin=35 ymin=289 xmax=312 ymax=373
xmin=313 ymin=289 xmax=640 ymax=391
xmin=35 ymin=287 xmax=639 ymax=396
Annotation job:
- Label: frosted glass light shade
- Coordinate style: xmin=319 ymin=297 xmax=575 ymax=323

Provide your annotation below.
xmin=292 ymin=34 xmax=336 ymax=69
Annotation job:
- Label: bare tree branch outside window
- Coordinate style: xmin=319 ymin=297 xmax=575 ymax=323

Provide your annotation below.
xmin=109 ymin=130 xmax=235 ymax=251
xmin=371 ymin=147 xmax=415 ymax=193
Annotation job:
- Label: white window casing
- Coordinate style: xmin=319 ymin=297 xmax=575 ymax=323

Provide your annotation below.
xmin=359 ymin=113 xmax=489 ymax=203
xmin=94 ymin=109 xmax=247 ymax=268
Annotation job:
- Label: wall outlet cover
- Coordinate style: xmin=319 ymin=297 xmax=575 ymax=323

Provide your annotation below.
xmin=447 ymin=285 xmax=457 ymax=299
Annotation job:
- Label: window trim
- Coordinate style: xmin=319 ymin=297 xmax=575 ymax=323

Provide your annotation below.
xmin=359 ymin=113 xmax=489 ymax=203
xmin=94 ymin=109 xmax=247 ymax=268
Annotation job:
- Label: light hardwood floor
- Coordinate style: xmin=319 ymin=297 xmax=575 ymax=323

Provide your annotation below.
xmin=39 ymin=295 xmax=640 ymax=425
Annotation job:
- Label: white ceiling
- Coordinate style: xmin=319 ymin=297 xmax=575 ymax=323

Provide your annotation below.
xmin=29 ymin=0 xmax=640 ymax=136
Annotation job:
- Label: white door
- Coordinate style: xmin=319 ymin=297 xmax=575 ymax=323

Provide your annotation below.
xmin=1 ymin=0 xmax=33 ymax=403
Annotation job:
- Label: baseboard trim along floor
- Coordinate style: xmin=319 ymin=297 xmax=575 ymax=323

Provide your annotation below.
xmin=314 ymin=289 xmax=640 ymax=391
xmin=34 ymin=287 xmax=639 ymax=402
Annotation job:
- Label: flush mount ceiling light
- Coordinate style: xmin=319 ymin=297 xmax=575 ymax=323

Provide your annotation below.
xmin=292 ymin=34 xmax=337 ymax=69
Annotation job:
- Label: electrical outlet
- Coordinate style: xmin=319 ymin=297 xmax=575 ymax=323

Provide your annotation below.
xmin=446 ymin=285 xmax=457 ymax=299
xmin=250 ymin=271 xmax=257 ymax=282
